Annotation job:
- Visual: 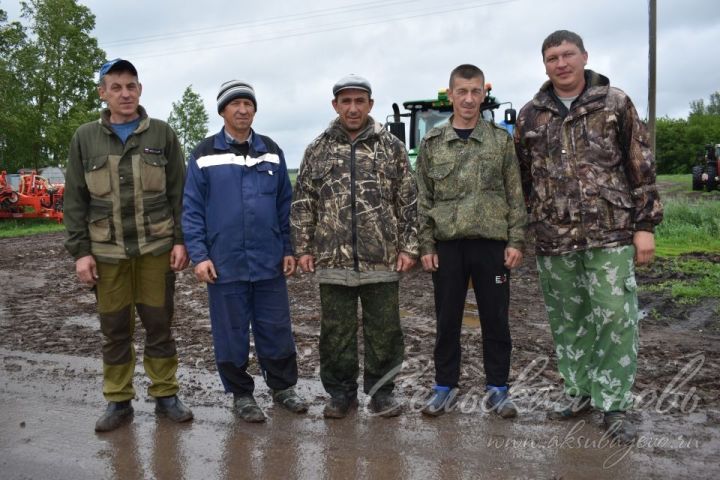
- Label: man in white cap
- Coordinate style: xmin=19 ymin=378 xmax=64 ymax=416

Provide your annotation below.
xmin=291 ymin=74 xmax=419 ymax=418
xmin=183 ymin=80 xmax=308 ymax=423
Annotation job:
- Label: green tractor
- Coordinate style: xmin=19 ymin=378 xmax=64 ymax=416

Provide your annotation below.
xmin=691 ymin=144 xmax=720 ymax=192
xmin=385 ymin=84 xmax=516 ymax=169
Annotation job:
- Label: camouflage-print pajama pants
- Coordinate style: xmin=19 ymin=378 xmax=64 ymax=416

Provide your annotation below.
xmin=536 ymin=246 xmax=639 ymax=412
xmin=319 ymin=282 xmax=404 ymax=398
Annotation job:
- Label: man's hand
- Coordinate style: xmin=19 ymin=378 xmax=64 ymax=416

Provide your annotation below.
xmin=395 ymin=252 xmax=417 ymax=272
xmin=633 ymin=231 xmax=656 ymax=265
xmin=76 ymin=255 xmax=98 ymax=286
xmin=298 ymin=254 xmax=315 ymax=273
xmin=170 ymin=244 xmax=189 ymax=271
xmin=283 ymin=256 xmax=297 ymax=276
xmin=421 ymin=253 xmax=439 ymax=272
xmin=504 ymin=247 xmax=523 ymax=269
xmin=194 ymin=259 xmax=218 ymax=284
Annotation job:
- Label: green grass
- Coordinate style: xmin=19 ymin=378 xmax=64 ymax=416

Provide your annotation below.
xmin=0 ymin=219 xmax=64 ymax=238
xmin=643 ymin=259 xmax=720 ymax=304
xmin=654 ymin=198 xmax=720 ymax=256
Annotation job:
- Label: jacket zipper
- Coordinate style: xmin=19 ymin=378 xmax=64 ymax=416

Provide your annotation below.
xmin=350 ymin=143 xmax=359 ymax=271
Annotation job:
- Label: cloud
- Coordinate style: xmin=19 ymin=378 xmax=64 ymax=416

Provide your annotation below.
xmin=4 ymin=0 xmax=719 ymax=167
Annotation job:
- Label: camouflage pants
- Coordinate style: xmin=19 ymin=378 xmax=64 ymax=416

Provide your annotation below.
xmin=319 ymin=282 xmax=404 ymax=397
xmin=537 ymin=246 xmax=639 ymax=412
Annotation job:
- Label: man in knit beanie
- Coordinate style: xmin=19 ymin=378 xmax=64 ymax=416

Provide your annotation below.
xmin=183 ymin=80 xmax=307 ymax=423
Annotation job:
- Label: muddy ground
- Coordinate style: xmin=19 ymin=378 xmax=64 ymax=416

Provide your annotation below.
xmin=1 ymin=232 xmax=718 ymax=411
xmin=1 ymin=230 xmax=719 ymax=479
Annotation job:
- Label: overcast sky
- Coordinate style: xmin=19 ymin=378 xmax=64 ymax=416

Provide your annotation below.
xmin=4 ymin=0 xmax=719 ymax=167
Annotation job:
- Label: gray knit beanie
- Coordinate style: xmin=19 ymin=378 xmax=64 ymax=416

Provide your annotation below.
xmin=217 ymin=80 xmax=257 ymax=113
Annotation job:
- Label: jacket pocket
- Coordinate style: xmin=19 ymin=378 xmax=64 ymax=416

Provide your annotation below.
xmin=140 ymin=153 xmax=168 ymax=192
xmin=311 ymin=159 xmax=334 ymax=180
xmin=144 ymin=197 xmax=174 ymax=239
xmin=427 ymin=161 xmax=459 ymax=201
xmin=85 ymin=156 xmax=112 ymax=197
xmin=88 ymin=209 xmax=112 ymax=242
xmin=255 ymin=162 xmax=279 ymax=195
xmin=379 ymin=161 xmax=399 ymax=202
xmin=598 ymin=186 xmax=633 ymax=230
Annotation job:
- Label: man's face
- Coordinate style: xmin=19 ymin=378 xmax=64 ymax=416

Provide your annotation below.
xmin=447 ymin=75 xmax=485 ymax=124
xmin=98 ymin=71 xmax=142 ymax=120
xmin=221 ymin=98 xmax=256 ymax=136
xmin=332 ymin=89 xmax=374 ymax=134
xmin=543 ymin=40 xmax=588 ymax=95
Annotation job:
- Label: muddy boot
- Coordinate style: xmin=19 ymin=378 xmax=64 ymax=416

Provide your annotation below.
xmin=95 ymin=400 xmax=134 ymax=432
xmin=323 ymin=393 xmax=358 ymax=419
xmin=155 ymin=395 xmax=194 ymax=423
xmin=233 ymin=394 xmax=266 ymax=423
xmin=421 ymin=386 xmax=458 ymax=417
xmin=272 ymin=387 xmax=308 ymax=414
xmin=369 ymin=391 xmax=402 ymax=418
xmin=548 ymin=395 xmax=592 ymax=421
xmin=484 ymin=385 xmax=518 ymax=419
xmin=603 ymin=411 xmax=637 ymax=444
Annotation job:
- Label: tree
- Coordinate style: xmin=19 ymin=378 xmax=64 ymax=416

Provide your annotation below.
xmin=168 ymin=85 xmax=209 ymax=159
xmin=0 ymin=1 xmax=105 ymax=172
xmin=689 ymin=90 xmax=720 ymax=116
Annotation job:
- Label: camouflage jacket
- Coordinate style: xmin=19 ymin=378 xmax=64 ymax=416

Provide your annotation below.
xmin=64 ymin=106 xmax=185 ymax=262
xmin=514 ymin=70 xmax=663 ymax=256
xmin=415 ymin=117 xmax=527 ymax=256
xmin=291 ymin=117 xmax=419 ymax=277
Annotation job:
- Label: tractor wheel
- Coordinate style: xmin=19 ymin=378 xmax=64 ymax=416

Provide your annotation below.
xmin=691 ymin=165 xmax=704 ymax=191
xmin=9 ymin=192 xmax=18 ymax=204
xmin=706 ymin=166 xmax=718 ymax=191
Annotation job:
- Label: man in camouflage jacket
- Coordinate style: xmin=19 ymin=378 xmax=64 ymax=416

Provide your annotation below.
xmin=514 ymin=30 xmax=663 ymax=443
xmin=291 ymin=74 xmax=419 ymax=418
xmin=416 ymin=64 xmax=527 ymax=419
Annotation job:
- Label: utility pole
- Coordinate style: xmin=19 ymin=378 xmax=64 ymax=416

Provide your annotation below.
xmin=648 ymin=0 xmax=657 ymax=155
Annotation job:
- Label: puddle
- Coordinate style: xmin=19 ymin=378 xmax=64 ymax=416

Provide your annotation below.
xmin=64 ymin=313 xmax=100 ymax=331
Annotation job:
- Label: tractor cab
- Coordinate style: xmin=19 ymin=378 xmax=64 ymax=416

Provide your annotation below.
xmin=386 ymin=84 xmax=515 ymax=169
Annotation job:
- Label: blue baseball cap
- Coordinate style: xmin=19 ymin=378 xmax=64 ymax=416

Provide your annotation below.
xmin=98 ymin=58 xmax=138 ymax=82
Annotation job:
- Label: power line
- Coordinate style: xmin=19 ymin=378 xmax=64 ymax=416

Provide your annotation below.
xmin=114 ymin=0 xmax=520 ymax=60
xmin=101 ymin=0 xmax=420 ymax=47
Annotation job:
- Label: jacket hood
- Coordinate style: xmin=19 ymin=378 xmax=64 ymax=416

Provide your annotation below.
xmin=325 ymin=115 xmax=384 ymax=143
xmin=534 ymin=70 xmax=610 ymax=111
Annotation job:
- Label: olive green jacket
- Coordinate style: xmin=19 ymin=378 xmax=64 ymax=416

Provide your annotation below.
xmin=64 ymin=106 xmax=185 ymax=262
xmin=416 ymin=117 xmax=527 ymax=256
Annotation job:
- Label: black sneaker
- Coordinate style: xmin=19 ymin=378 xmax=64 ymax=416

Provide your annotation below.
xmin=548 ymin=395 xmax=592 ymax=421
xmin=369 ymin=391 xmax=402 ymax=418
xmin=323 ymin=393 xmax=358 ymax=419
xmin=155 ymin=395 xmax=194 ymax=423
xmin=233 ymin=394 xmax=266 ymax=423
xmin=272 ymin=387 xmax=309 ymax=414
xmin=95 ymin=401 xmax=134 ymax=432
xmin=603 ymin=411 xmax=637 ymax=444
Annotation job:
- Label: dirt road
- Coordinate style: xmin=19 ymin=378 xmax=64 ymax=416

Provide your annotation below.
xmin=1 ymin=232 xmax=719 ymax=479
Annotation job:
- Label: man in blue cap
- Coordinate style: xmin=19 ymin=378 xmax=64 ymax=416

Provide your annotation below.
xmin=64 ymin=58 xmax=193 ymax=432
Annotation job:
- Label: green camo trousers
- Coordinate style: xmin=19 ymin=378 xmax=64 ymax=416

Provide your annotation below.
xmin=96 ymin=251 xmax=179 ymax=402
xmin=319 ymin=282 xmax=404 ymax=397
xmin=537 ymin=246 xmax=639 ymax=412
